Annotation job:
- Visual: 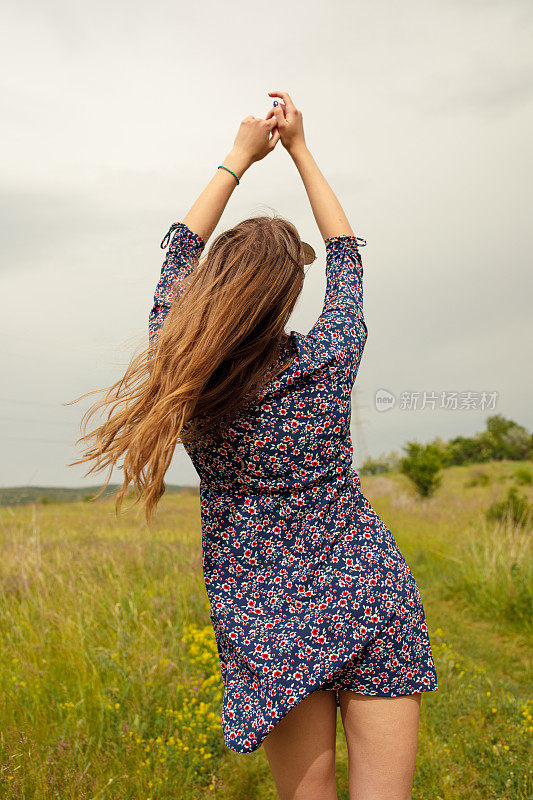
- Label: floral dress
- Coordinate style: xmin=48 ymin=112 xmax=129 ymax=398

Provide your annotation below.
xmin=149 ymin=221 xmax=439 ymax=754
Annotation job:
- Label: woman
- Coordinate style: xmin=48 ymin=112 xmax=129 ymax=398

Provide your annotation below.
xmin=71 ymin=90 xmax=438 ymax=800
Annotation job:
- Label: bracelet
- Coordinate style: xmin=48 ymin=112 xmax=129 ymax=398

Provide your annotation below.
xmin=218 ymin=165 xmax=240 ymax=185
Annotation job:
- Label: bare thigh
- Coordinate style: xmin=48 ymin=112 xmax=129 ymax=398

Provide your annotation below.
xmin=262 ymin=689 xmax=338 ymax=800
xmin=338 ymin=690 xmax=422 ymax=800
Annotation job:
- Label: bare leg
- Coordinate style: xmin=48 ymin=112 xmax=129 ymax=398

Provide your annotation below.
xmin=262 ymin=689 xmax=338 ymax=800
xmin=338 ymin=690 xmax=422 ymax=800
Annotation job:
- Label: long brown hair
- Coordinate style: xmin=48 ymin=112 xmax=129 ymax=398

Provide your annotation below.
xmin=67 ymin=214 xmax=315 ymax=526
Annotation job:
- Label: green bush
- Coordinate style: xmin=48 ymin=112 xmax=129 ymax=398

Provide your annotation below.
xmin=444 ymin=434 xmax=492 ymax=465
xmin=514 ymin=467 xmax=532 ymax=485
xmin=400 ymin=442 xmax=443 ymax=497
xmin=486 ymin=486 xmax=532 ymax=528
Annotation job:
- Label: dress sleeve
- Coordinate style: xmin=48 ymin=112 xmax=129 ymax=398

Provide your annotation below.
xmin=301 ymin=234 xmax=368 ymax=381
xmin=148 ymin=221 xmax=206 ymax=347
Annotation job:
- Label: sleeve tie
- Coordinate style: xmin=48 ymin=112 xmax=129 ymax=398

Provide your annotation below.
xmin=160 ymin=223 xmax=182 ymax=249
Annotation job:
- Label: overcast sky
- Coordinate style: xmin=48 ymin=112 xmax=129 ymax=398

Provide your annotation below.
xmin=1 ymin=0 xmax=531 ymax=489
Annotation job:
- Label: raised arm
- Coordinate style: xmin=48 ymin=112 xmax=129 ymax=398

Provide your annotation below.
xmin=305 ymin=234 xmax=368 ymax=381
xmin=266 ymin=90 xmax=358 ymax=240
xmin=148 ymin=113 xmax=281 ymax=347
xmin=289 ymin=147 xmax=355 ymax=239
xmin=180 ymin=114 xmax=280 ymax=245
xmin=267 ymin=91 xmax=367 ymax=380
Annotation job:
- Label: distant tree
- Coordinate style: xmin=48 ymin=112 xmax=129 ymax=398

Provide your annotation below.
xmin=360 ymin=457 xmax=386 ymax=475
xmin=400 ymin=442 xmax=443 ymax=497
xmin=483 ymin=415 xmax=532 ymax=461
xmin=446 ymin=434 xmax=492 ymax=465
xmin=444 ymin=416 xmax=531 ymax=466
xmin=359 ymin=451 xmax=399 ymax=475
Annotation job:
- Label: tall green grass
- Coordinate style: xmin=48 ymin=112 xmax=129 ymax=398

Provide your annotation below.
xmin=440 ymin=514 xmax=532 ymax=633
xmin=0 ymin=463 xmax=531 ymax=798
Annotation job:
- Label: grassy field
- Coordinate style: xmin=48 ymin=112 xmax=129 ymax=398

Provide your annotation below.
xmin=0 ymin=461 xmax=531 ymax=799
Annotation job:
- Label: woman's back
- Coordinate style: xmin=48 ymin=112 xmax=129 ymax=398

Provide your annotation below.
xmin=178 ymin=231 xmax=368 ymax=495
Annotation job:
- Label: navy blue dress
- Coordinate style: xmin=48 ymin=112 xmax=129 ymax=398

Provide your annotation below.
xmin=149 ymin=222 xmax=439 ymax=754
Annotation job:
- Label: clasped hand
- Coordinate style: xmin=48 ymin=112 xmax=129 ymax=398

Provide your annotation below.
xmin=231 ymin=90 xmax=306 ymax=166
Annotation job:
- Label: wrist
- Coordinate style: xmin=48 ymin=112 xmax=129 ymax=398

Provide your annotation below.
xmin=288 ymin=143 xmax=309 ymax=160
xmin=222 ymin=148 xmax=253 ymax=180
